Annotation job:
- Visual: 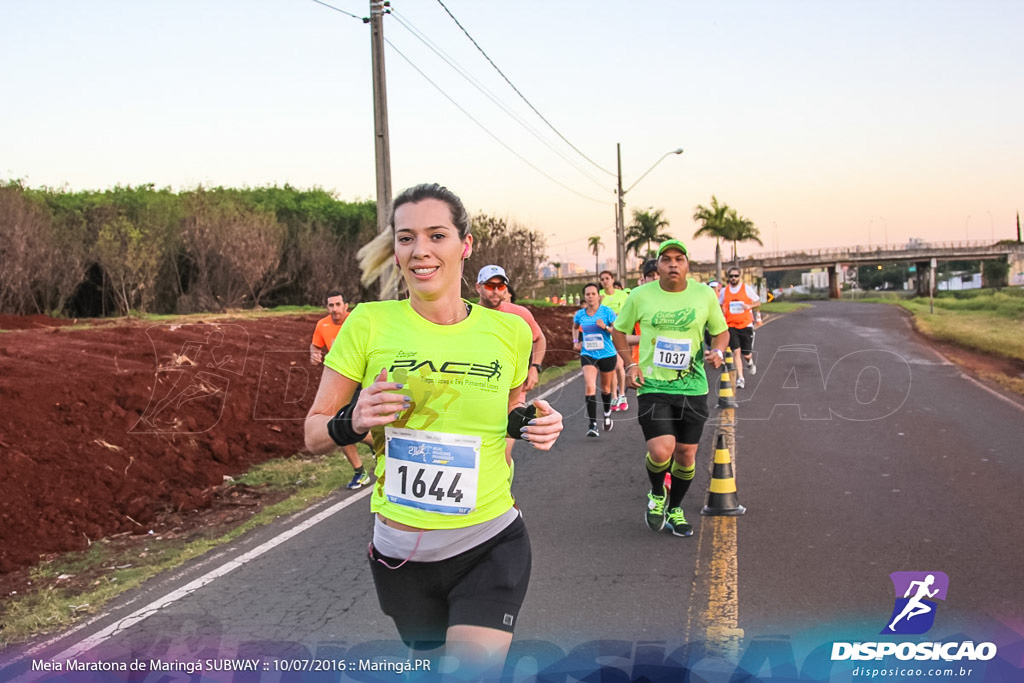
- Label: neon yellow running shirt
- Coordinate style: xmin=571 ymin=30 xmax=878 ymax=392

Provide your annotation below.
xmin=613 ymin=281 xmax=727 ymax=396
xmin=325 ymin=300 xmax=531 ymax=529
xmin=601 ymin=287 xmax=628 ymax=314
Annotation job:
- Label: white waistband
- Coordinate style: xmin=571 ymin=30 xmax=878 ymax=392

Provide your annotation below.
xmin=372 ymin=507 xmax=520 ymax=563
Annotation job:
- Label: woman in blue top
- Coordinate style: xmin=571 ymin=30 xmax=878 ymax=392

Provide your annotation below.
xmin=572 ymin=282 xmax=618 ymax=437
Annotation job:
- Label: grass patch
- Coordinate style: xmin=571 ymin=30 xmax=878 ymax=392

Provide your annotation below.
xmin=535 ymin=362 xmax=580 ymax=387
xmin=848 ymin=288 xmax=1024 ymax=362
xmin=761 ymin=301 xmax=811 ymax=314
xmin=897 ymin=298 xmax=1024 ymax=361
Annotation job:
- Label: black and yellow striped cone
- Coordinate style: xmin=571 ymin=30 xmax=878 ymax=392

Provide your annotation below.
xmin=717 ymin=365 xmax=739 ymax=408
xmin=702 ymin=433 xmax=746 ymax=516
xmin=725 ymin=348 xmax=737 ymax=375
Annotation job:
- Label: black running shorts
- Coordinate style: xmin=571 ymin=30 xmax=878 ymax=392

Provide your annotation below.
xmin=636 ymin=392 xmax=709 ymax=445
xmin=367 ymin=515 xmax=532 ymax=650
xmin=581 ymin=354 xmax=617 ymax=373
xmin=728 ymin=326 xmax=754 ymax=355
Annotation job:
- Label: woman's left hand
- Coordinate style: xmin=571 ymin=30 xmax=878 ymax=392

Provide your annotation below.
xmin=520 ymin=399 xmax=563 ymax=450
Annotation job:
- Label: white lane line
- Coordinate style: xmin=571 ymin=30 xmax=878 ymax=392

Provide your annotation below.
xmin=15 ymin=489 xmax=373 ymax=668
xmin=532 ymin=369 xmax=581 ymax=402
xmin=17 ymin=370 xmax=584 ymax=669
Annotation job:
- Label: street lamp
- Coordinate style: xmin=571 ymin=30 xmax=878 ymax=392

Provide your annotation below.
xmin=615 ymin=145 xmax=684 ymax=281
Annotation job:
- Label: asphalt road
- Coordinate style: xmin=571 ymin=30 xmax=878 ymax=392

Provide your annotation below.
xmin=4 ymin=301 xmax=1023 ymax=681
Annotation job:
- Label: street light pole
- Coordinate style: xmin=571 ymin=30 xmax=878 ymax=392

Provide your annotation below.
xmin=616 ymin=144 xmax=625 ymax=282
xmin=369 ymin=0 xmax=395 ymax=299
xmin=615 ymin=145 xmax=683 ymax=282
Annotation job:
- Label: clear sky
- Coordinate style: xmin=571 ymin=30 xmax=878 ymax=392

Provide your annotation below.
xmin=2 ymin=0 xmax=1021 ymax=267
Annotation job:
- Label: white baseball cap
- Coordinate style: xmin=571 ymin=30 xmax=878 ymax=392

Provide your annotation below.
xmin=476 ymin=265 xmax=509 ymax=284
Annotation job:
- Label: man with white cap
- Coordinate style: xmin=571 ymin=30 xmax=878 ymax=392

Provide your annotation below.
xmin=475 ymin=265 xmax=546 ymax=391
xmin=476 ymin=265 xmax=548 ymax=476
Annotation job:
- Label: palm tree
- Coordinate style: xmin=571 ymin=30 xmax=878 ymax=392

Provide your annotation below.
xmin=587 ymin=236 xmax=603 ymax=275
xmin=724 ymin=210 xmax=763 ymax=266
xmin=692 ymin=195 xmax=731 ymax=281
xmin=625 ymin=209 xmax=672 ymax=261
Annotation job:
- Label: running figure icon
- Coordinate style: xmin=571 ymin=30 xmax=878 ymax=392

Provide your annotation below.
xmin=888 ymin=574 xmax=939 ymax=631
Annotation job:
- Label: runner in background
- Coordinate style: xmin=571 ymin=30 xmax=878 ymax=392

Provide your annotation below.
xmin=475 ymin=265 xmax=546 ymax=394
xmin=719 ymin=266 xmax=761 ymax=389
xmin=612 ymin=239 xmax=729 ymax=538
xmin=304 ymin=183 xmax=563 ymax=679
xmin=599 ymin=270 xmax=630 ymax=412
xmin=572 ymin=283 xmax=618 ymax=437
xmin=629 ymin=259 xmax=660 ymax=366
xmin=475 ymin=264 xmax=548 ymax=472
xmin=704 ymin=278 xmax=722 ymax=351
xmin=309 ymin=290 xmax=370 ymax=490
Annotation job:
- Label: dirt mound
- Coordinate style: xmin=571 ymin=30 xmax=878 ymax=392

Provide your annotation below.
xmin=0 ymin=305 xmax=577 ymax=574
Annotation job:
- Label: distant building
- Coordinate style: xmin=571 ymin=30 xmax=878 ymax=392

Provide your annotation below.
xmin=801 ymin=266 xmax=854 ymax=290
xmin=937 ymin=271 xmax=982 ymax=291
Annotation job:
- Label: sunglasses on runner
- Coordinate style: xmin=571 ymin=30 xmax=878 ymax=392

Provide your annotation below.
xmin=481 ymin=281 xmax=507 ymax=291
xmin=727 ymin=273 xmax=740 ymax=279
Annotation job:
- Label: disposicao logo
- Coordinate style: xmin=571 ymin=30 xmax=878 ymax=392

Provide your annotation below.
xmin=882 ymin=571 xmax=948 ymax=635
xmin=831 ymin=571 xmax=998 ymax=663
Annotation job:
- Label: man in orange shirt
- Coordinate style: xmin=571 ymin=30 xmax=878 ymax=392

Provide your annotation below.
xmin=719 ymin=267 xmax=761 ymax=389
xmin=310 ymin=290 xmax=370 ymax=489
xmin=476 ymin=265 xmax=547 ymax=475
xmin=475 ymin=266 xmax=546 ymax=391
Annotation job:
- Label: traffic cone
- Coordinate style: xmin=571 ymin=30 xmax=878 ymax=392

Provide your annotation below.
xmin=702 ymin=433 xmax=746 ymax=516
xmin=724 ymin=348 xmax=736 ymax=375
xmin=717 ymin=366 xmax=738 ymax=408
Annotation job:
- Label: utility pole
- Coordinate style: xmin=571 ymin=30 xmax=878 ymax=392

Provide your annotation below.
xmin=616 ymin=143 xmax=626 ymax=282
xmin=370 ymin=0 xmax=395 ymax=299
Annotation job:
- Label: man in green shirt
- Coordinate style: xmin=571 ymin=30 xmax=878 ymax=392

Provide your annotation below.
xmin=611 ymin=239 xmax=730 ymax=537
xmin=599 ymin=270 xmax=630 ymax=411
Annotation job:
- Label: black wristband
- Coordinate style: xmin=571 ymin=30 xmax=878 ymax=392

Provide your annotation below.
xmin=506 ymin=404 xmax=538 ymax=439
xmin=326 ymin=387 xmax=370 ymax=447
xmin=530 ymin=363 xmax=542 ymax=371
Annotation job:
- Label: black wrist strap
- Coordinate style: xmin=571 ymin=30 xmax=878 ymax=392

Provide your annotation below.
xmin=327 ymin=387 xmax=370 ymax=447
xmin=507 ymin=404 xmax=537 ymax=439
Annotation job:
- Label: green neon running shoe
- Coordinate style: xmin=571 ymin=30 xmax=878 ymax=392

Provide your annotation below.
xmin=646 ymin=491 xmax=667 ymax=532
xmin=665 ymin=506 xmax=693 ymax=537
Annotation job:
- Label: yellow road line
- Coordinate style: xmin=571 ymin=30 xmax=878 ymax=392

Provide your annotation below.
xmin=687 ymin=405 xmax=744 ymax=660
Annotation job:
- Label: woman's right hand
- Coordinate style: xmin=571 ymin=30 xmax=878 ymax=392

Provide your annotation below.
xmin=351 ymin=368 xmax=412 ymax=433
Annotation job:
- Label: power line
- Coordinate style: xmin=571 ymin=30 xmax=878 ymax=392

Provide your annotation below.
xmin=308 ymin=0 xmax=366 ymax=22
xmin=433 ymin=0 xmax=615 ymax=178
xmin=384 ymin=37 xmax=610 ymax=204
xmin=390 ymin=9 xmax=610 ymax=193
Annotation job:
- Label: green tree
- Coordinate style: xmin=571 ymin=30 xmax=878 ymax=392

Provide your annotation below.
xmin=693 ymin=195 xmax=731 ymax=281
xmin=625 ymin=208 xmax=672 ymax=260
xmin=464 ymin=213 xmax=546 ymax=299
xmin=180 ymin=189 xmax=286 ymax=311
xmin=93 ymin=215 xmax=164 ymax=315
xmin=588 ymin=235 xmax=603 ymax=275
xmin=724 ymin=210 xmax=763 ymax=266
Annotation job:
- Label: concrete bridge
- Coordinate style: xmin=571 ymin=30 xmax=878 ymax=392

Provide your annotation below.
xmin=743 ymin=240 xmax=1024 ymax=297
xmin=539 ymin=240 xmax=1024 ymax=299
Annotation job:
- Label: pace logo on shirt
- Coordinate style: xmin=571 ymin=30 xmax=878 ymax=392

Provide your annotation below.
xmin=388 ymin=357 xmax=504 ymax=381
